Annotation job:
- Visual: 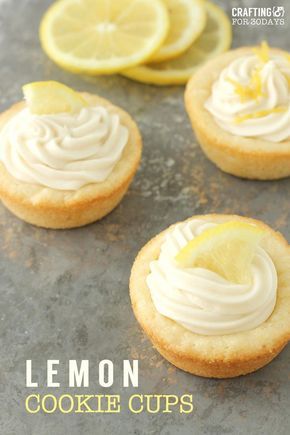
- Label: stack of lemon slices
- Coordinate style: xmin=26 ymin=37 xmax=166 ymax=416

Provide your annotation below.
xmin=40 ymin=0 xmax=232 ymax=85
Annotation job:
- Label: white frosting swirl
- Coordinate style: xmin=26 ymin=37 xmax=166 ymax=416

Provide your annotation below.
xmin=0 ymin=106 xmax=129 ymax=190
xmin=147 ymin=220 xmax=277 ymax=335
xmin=205 ymin=52 xmax=290 ymax=142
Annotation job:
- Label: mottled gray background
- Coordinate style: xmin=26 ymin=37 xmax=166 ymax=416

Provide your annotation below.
xmin=0 ymin=0 xmax=289 ymax=434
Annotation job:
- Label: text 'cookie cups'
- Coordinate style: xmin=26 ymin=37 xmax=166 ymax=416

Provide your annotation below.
xmin=185 ymin=45 xmax=290 ymax=180
xmin=0 ymin=88 xmax=142 ymax=229
xmin=130 ymin=214 xmax=290 ymax=378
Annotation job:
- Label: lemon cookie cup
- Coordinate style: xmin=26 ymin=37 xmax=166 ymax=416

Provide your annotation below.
xmin=130 ymin=214 xmax=290 ymax=378
xmin=0 ymin=89 xmax=142 ymax=229
xmin=185 ymin=47 xmax=290 ymax=180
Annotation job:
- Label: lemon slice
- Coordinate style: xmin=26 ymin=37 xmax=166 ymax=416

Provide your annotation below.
xmin=39 ymin=0 xmax=169 ymax=75
xmin=150 ymin=0 xmax=206 ymax=63
xmin=23 ymin=81 xmax=87 ymax=115
xmin=122 ymin=1 xmax=232 ymax=85
xmin=176 ymin=221 xmax=265 ymax=284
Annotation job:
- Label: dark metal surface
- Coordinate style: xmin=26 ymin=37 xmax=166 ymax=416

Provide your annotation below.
xmin=0 ymin=0 xmax=289 ymax=434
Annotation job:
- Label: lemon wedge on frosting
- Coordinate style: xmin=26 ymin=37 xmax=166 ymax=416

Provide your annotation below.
xmin=175 ymin=221 xmax=265 ymax=284
xmin=39 ymin=0 xmax=169 ymax=75
xmin=23 ymin=81 xmax=87 ymax=115
xmin=150 ymin=0 xmax=206 ymax=63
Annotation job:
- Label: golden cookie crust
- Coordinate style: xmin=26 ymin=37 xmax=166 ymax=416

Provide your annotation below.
xmin=130 ymin=214 xmax=290 ymax=378
xmin=185 ymin=47 xmax=290 ymax=180
xmin=0 ymin=93 xmax=142 ymax=229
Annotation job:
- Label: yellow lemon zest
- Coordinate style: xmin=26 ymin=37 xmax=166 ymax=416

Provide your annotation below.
xmin=284 ymin=74 xmax=290 ymax=87
xmin=253 ymin=41 xmax=270 ymax=63
xmin=227 ymin=67 xmax=264 ymax=102
xmin=235 ymin=106 xmax=287 ymax=124
xmin=250 ymin=67 xmax=263 ymax=98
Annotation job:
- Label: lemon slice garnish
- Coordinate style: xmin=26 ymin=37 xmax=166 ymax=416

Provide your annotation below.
xmin=122 ymin=1 xmax=232 ymax=85
xmin=150 ymin=0 xmax=206 ymax=63
xmin=39 ymin=0 xmax=169 ymax=75
xmin=23 ymin=81 xmax=87 ymax=115
xmin=175 ymin=221 xmax=265 ymax=284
